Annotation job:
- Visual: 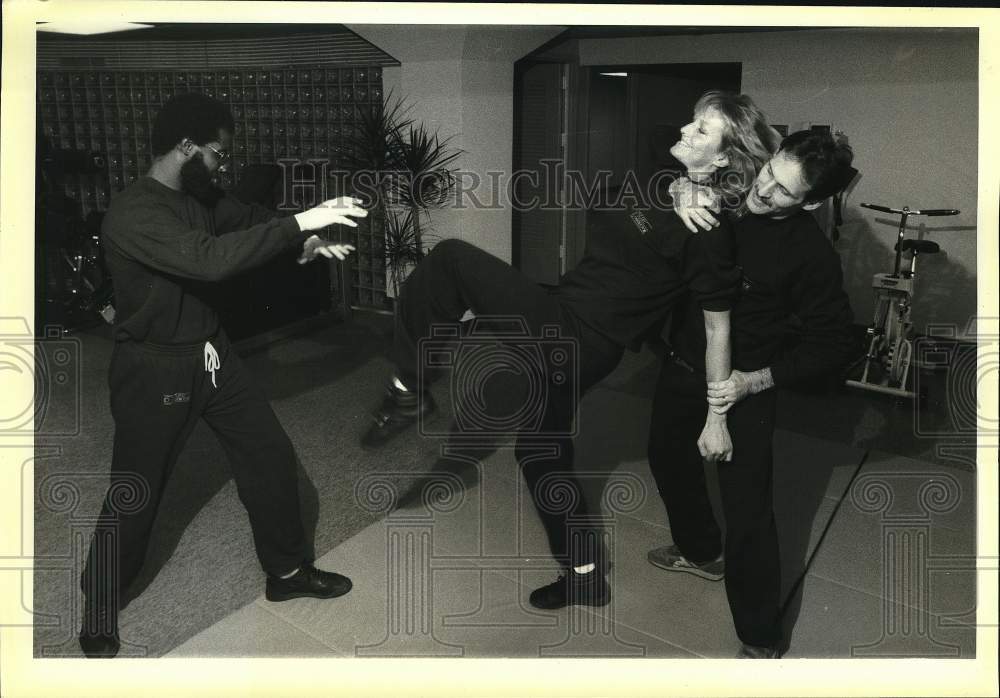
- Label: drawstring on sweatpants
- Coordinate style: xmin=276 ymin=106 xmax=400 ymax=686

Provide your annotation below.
xmin=204 ymin=341 xmax=220 ymax=388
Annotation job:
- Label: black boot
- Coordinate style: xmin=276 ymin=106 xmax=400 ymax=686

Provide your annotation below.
xmin=529 ymin=568 xmax=611 ymax=610
xmin=360 ymin=378 xmax=436 ymax=449
xmin=265 ymin=563 xmax=353 ymax=602
xmin=79 ymin=600 xmax=120 ymax=658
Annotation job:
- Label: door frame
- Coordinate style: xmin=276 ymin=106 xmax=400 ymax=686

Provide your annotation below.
xmin=512 ymin=58 xmax=574 ymax=282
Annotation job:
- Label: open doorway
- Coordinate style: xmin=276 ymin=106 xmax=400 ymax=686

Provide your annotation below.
xmin=586 ymin=62 xmax=742 ymax=207
xmin=512 ymin=61 xmax=741 ymax=278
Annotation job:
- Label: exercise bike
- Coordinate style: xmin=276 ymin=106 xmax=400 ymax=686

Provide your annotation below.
xmin=60 ymin=210 xmax=116 ymax=326
xmin=845 ymin=202 xmax=958 ymax=400
xmin=37 ymin=134 xmax=116 ymax=332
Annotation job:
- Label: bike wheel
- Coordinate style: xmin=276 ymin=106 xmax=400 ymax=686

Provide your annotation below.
xmin=885 ymin=302 xmax=911 ymax=388
xmin=870 ymin=295 xmax=891 ymax=371
xmin=893 ymin=337 xmax=913 ymax=387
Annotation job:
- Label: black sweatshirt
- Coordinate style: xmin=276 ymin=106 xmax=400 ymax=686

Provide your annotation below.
xmin=552 ymin=203 xmax=740 ymax=350
xmin=669 ymin=209 xmax=855 ymax=388
xmin=102 ymin=176 xmax=309 ymax=345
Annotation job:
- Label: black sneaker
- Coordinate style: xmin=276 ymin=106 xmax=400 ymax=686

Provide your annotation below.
xmin=528 ymin=568 xmax=611 ymax=610
xmin=736 ymin=643 xmax=782 ymax=659
xmin=360 ymin=380 xmax=436 ymax=449
xmin=265 ymin=563 xmax=353 ymax=602
xmin=79 ymin=602 xmax=120 ymax=659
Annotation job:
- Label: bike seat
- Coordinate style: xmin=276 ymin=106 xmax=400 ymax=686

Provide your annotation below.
xmin=895 ymin=239 xmax=940 ymax=254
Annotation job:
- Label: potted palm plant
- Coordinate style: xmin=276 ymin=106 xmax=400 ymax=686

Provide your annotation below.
xmin=392 ymin=124 xmax=462 ymax=259
xmin=346 ymin=93 xmax=462 ymax=302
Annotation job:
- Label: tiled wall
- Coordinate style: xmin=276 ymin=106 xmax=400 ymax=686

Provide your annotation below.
xmin=38 ymin=64 xmax=388 ymax=308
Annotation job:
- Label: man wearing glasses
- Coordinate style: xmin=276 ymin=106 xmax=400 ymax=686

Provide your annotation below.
xmin=79 ymin=93 xmax=366 ymax=658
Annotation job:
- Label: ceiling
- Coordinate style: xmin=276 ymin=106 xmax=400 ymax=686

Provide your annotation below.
xmin=36 ymin=23 xmax=358 ymax=42
xmin=561 ymin=26 xmax=820 ymax=39
xmin=36 ymin=22 xmax=824 ymax=43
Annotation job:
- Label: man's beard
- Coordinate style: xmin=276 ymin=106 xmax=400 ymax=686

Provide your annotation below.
xmin=180 ymin=155 xmax=225 ymax=207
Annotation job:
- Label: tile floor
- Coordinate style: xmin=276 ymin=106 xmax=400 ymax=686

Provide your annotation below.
xmin=166 ymin=341 xmax=980 ymax=659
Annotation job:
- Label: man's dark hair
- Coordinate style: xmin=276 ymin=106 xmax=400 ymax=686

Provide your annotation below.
xmin=778 ymin=130 xmax=856 ymax=202
xmin=151 ymin=93 xmax=235 ymax=157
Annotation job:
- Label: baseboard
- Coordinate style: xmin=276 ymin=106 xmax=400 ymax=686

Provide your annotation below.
xmin=232 ymin=311 xmax=345 ymax=356
xmin=350 ymin=304 xmax=394 ymax=317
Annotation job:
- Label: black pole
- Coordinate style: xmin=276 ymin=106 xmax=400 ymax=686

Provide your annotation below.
xmin=892 ymin=208 xmax=909 ymax=277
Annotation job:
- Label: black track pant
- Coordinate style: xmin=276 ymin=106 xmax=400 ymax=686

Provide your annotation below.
xmin=648 ymin=360 xmax=781 ymax=648
xmin=81 ymin=334 xmax=308 ymax=615
xmin=393 ymin=239 xmax=624 ymax=569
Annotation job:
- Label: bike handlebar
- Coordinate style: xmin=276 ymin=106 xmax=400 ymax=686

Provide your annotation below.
xmin=860 ymin=203 xmax=960 ymax=216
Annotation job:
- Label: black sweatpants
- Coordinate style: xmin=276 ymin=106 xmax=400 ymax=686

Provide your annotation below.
xmin=393 ymin=239 xmax=624 ymax=569
xmin=82 ymin=334 xmax=308 ymax=613
xmin=647 ymin=359 xmax=781 ymax=648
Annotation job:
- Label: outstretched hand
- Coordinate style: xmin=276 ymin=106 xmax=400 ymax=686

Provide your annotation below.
xmin=297 ymin=236 xmax=355 ymax=265
xmin=294 ymin=196 xmax=369 ymax=233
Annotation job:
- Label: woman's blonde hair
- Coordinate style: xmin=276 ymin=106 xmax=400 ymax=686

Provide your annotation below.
xmin=693 ymin=90 xmax=781 ymax=215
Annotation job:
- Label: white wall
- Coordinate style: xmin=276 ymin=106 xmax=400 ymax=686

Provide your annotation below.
xmin=581 ymin=28 xmax=979 ymax=337
xmin=348 ymin=25 xmax=565 ymax=262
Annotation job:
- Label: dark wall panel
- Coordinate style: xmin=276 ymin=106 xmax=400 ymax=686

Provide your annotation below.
xmin=37 ymin=63 xmax=391 ymax=337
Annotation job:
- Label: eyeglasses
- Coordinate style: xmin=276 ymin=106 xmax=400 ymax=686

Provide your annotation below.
xmin=203 ymin=143 xmax=230 ymax=162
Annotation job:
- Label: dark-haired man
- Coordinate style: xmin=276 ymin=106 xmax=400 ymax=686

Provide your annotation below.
xmin=79 ymin=93 xmax=366 ymax=658
xmin=645 ymin=130 xmax=857 ymax=658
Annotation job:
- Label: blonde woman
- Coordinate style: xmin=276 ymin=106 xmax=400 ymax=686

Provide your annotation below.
xmin=364 ymin=91 xmax=779 ymax=611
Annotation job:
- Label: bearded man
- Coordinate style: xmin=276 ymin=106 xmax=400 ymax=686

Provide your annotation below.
xmin=79 ymin=93 xmax=365 ymax=658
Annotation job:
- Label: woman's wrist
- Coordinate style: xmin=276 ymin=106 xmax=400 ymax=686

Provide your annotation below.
xmin=705 ymin=408 xmax=728 ymax=423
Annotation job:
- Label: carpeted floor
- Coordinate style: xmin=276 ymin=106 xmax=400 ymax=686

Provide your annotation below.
xmin=33 ymin=312 xmax=446 ymax=657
